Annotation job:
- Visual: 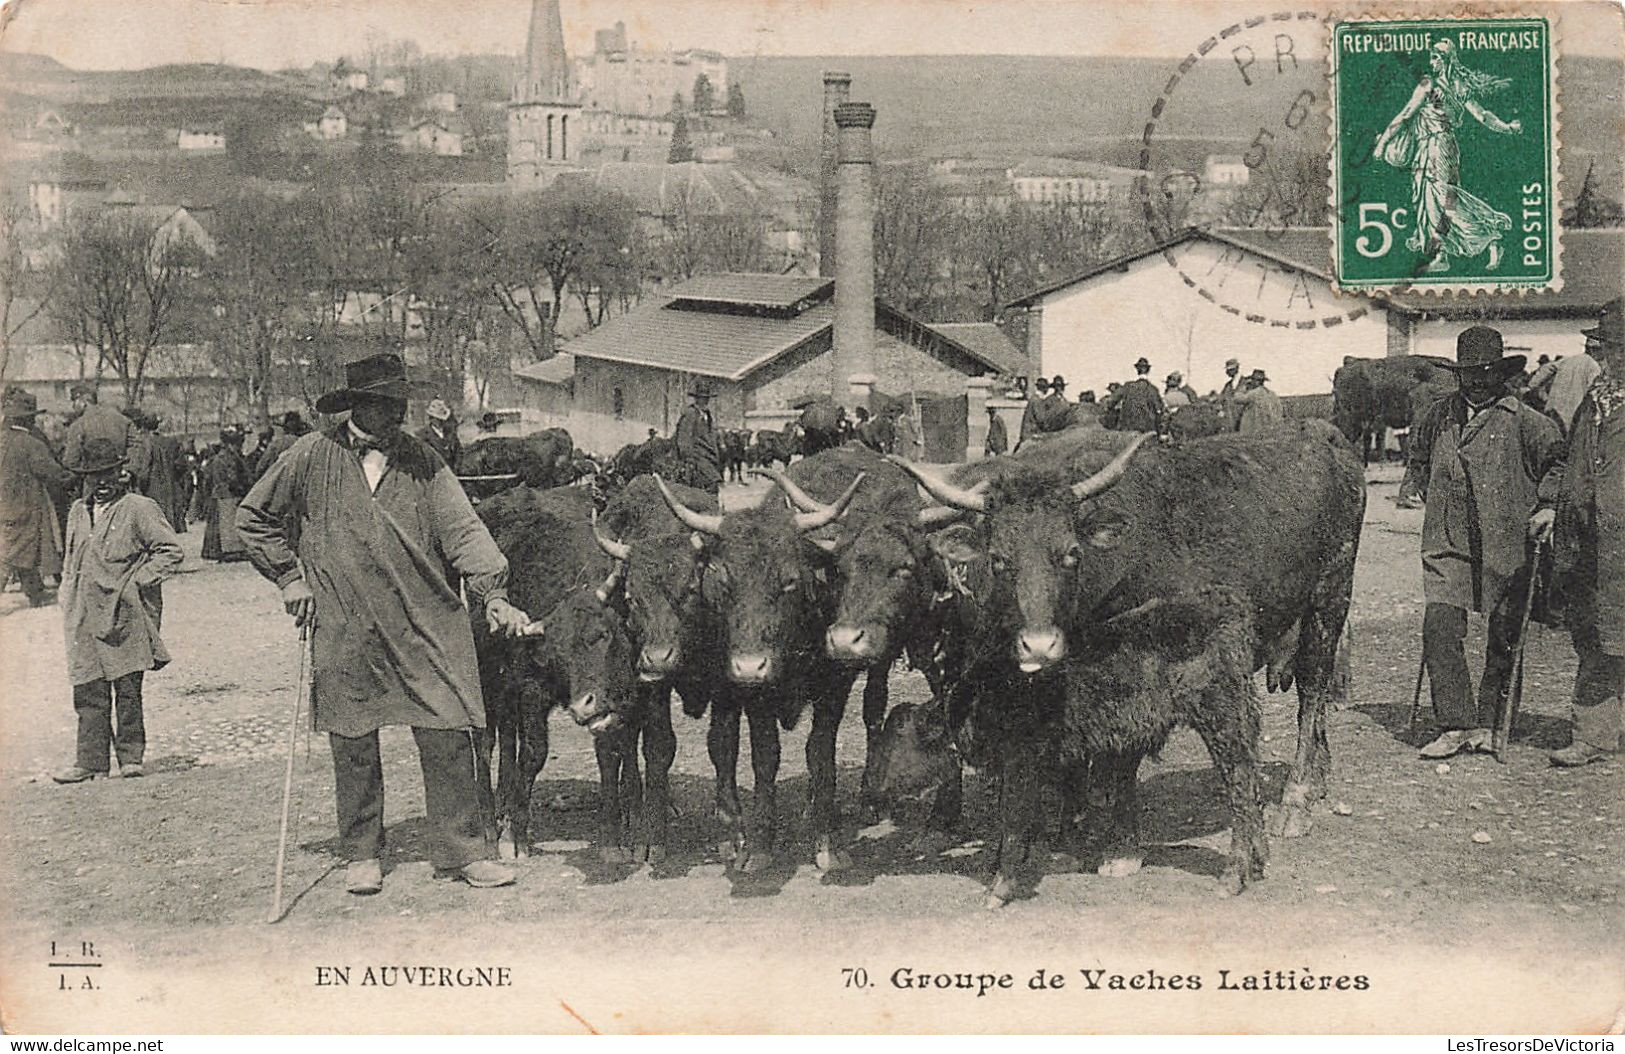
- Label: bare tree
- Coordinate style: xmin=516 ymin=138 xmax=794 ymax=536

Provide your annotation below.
xmin=874 ymin=165 xmax=955 ymax=316
xmin=206 ymin=190 xmax=305 ymax=423
xmin=0 ymin=200 xmax=53 ymax=381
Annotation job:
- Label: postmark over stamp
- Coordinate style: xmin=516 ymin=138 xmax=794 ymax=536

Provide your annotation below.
xmin=1329 ymin=15 xmax=1560 ymax=293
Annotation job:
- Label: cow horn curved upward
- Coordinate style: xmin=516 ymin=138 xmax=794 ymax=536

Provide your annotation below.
xmin=916 ymin=504 xmax=965 ymax=528
xmin=594 ymin=563 xmax=626 ymax=605
xmin=794 ymin=472 xmax=866 ymax=532
xmin=654 ymin=474 xmax=725 ymax=535
xmin=758 ymin=467 xmax=822 ymax=514
xmin=590 ymin=510 xmax=632 ymax=562
xmin=885 ymin=455 xmax=988 ymax=513
xmin=1071 ymin=432 xmax=1154 ymax=501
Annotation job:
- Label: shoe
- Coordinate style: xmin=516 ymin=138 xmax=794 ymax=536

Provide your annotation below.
xmin=436 ymin=860 xmax=516 ymax=888
xmin=1549 ymin=742 xmax=1616 ymax=768
xmin=1419 ymin=730 xmax=1473 ymax=759
xmin=345 ymin=859 xmax=383 ymax=895
xmin=120 ymin=763 xmax=144 ymax=778
xmin=51 ymin=766 xmax=102 ymax=784
xmin=27 ymin=591 xmax=57 ymax=608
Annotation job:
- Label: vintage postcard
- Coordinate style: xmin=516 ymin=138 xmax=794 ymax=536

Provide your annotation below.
xmin=0 ymin=0 xmax=1620 ymax=1037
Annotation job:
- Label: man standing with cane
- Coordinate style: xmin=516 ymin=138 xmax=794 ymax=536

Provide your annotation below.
xmin=1407 ymin=326 xmax=1564 ymax=759
xmin=239 ymin=353 xmax=534 ymax=895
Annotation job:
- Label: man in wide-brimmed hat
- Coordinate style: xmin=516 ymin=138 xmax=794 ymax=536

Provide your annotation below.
xmin=238 ymin=352 xmax=534 ymax=894
xmin=0 ymin=389 xmax=74 ymax=608
xmin=250 ymin=410 xmax=311 ymax=486
xmin=675 ymin=379 xmax=723 ymax=493
xmin=415 ymin=397 xmax=461 ymax=473
xmin=59 ymin=381 xmax=133 ymax=479
xmin=1108 ymin=355 xmax=1163 ymax=434
xmin=1549 ymin=299 xmax=1625 ymax=766
xmin=1218 ymin=357 xmax=1245 ymax=431
xmin=1407 ymin=326 xmax=1565 ymax=759
xmin=200 ymin=424 xmax=251 ymax=562
xmin=1234 ymin=368 xmax=1284 ymax=435
xmin=53 ymin=436 xmax=183 ymax=783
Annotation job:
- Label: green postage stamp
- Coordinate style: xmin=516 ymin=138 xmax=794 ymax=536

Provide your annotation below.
xmin=1330 ymin=16 xmax=1559 ymax=292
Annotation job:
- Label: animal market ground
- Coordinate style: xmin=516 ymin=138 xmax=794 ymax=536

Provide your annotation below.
xmin=0 ymin=466 xmax=1619 ymax=1034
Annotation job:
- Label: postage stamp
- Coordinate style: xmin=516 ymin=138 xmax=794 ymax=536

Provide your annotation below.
xmin=1329 ymin=15 xmax=1560 ymax=292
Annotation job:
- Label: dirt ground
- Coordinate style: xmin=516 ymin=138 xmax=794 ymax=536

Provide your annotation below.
xmin=0 ymin=466 xmax=1619 ymax=1035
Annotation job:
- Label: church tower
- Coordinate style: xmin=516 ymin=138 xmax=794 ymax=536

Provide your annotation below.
xmin=507 ymin=0 xmax=582 ymax=187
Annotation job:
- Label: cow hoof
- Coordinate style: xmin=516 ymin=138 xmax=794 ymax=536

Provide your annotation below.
xmin=815 ymin=846 xmax=852 ymax=873
xmin=1273 ymin=806 xmax=1313 ymax=839
xmin=497 ymin=834 xmax=518 ymax=861
xmin=1217 ymin=866 xmax=1247 ymax=897
xmin=910 ymin=830 xmax=956 ymax=856
xmin=642 ymin=844 xmax=668 ymax=866
xmin=981 ymin=891 xmax=1010 ymax=911
xmin=1097 ymin=855 xmax=1143 ymax=879
xmin=716 ymin=838 xmax=739 ymax=863
xmin=739 ymin=849 xmax=773 ymax=874
xmin=600 ymin=846 xmax=633 ymax=866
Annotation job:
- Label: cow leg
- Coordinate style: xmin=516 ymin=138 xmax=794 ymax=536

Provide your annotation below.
xmin=1093 ymin=752 xmax=1144 ymax=878
xmin=741 ymin=701 xmax=781 ymax=873
xmin=987 ymin=738 xmax=1047 ymax=909
xmin=638 ymin=688 xmax=677 ymax=865
xmin=1191 ymin=678 xmax=1267 ymax=894
xmin=595 ymin=734 xmax=636 ymax=865
xmin=1277 ymin=550 xmax=1355 ymax=838
xmin=494 ymin=704 xmax=523 ymax=859
xmin=807 ymin=695 xmax=850 ymax=873
xmin=511 ymin=692 xmax=551 ymax=857
xmin=473 ymin=724 xmax=497 ymax=847
xmin=707 ymin=703 xmax=744 ymax=863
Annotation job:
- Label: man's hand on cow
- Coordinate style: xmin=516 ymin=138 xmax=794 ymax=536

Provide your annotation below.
xmin=487 ymin=597 xmax=537 ymax=638
xmin=280 ymin=578 xmax=315 ymax=628
xmin=1527 ymin=508 xmax=1556 ymax=544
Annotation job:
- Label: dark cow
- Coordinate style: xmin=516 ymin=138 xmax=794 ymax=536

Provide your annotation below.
xmin=1333 ymin=355 xmax=1453 ymax=464
xmin=1165 ymin=400 xmax=1226 ymax=440
xmin=890 ymin=423 xmax=1364 ymax=901
xmin=721 ymin=429 xmax=750 ymax=483
xmin=654 ymin=472 xmax=863 ymax=872
xmin=461 ymin=428 xmax=577 ymax=493
xmin=611 ymin=433 xmax=683 ymax=485
xmin=748 ymin=425 xmax=800 ymax=470
xmin=472 ymin=487 xmax=644 ymax=861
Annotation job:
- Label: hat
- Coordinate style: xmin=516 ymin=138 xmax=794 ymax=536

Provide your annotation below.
xmin=1166 ymin=371 xmax=1183 ymax=384
xmin=1442 ymin=326 xmax=1525 ymax=374
xmin=1225 ymin=358 xmax=1240 ymax=369
xmin=1033 ymin=377 xmax=1051 ymax=393
xmin=1049 ymin=375 xmax=1068 ymax=391
xmin=2 ymin=389 xmax=40 ymax=418
xmin=689 ymin=380 xmax=715 ymax=399
xmin=425 ymin=398 xmax=452 ymax=421
xmin=280 ymin=410 xmax=306 ymax=430
xmin=69 ymin=381 xmax=97 ymax=400
xmin=1582 ymin=297 xmax=1623 ymax=346
xmin=1134 ymin=357 xmax=1151 ymax=372
xmin=315 ymin=353 xmax=410 ymax=414
xmin=72 ymin=436 xmax=127 ymax=475
xmin=1247 ymin=369 xmax=1269 ymax=383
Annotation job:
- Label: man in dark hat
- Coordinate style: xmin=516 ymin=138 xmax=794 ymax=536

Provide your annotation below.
xmin=1109 ymin=356 xmax=1163 ymax=433
xmin=675 ymin=380 xmax=723 ymax=494
xmin=1549 ymin=299 xmax=1625 ymax=765
xmin=0 ymin=389 xmax=74 ymax=608
xmin=1016 ymin=376 xmax=1050 ymax=449
xmin=200 ymin=425 xmax=251 ymax=562
xmin=984 ymin=404 xmax=1009 ymax=457
xmin=238 ymin=353 xmax=533 ymax=893
xmin=1217 ymin=357 xmax=1244 ymax=430
xmin=1408 ymin=326 xmax=1565 ymax=759
xmin=416 ymin=398 xmax=461 ymax=472
xmin=252 ymin=410 xmax=311 ymax=484
xmin=1234 ymin=369 xmax=1284 ymax=434
xmin=59 ymin=382 xmax=133 ymax=478
xmin=53 ymin=437 xmax=183 ymax=783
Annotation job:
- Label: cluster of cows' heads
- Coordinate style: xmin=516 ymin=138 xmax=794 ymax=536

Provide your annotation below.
xmin=890 ymin=433 xmax=1152 ymax=675
xmin=757 ymin=467 xmax=964 ymax=668
xmin=656 ymin=472 xmax=864 ymax=686
xmin=592 ymin=517 xmax=707 ymax=684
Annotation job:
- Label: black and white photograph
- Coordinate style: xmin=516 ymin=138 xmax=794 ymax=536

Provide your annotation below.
xmin=0 ymin=0 xmax=1619 ymax=1035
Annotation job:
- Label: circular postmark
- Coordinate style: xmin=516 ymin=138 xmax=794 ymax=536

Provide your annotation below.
xmin=1136 ymin=11 xmax=1375 ymax=330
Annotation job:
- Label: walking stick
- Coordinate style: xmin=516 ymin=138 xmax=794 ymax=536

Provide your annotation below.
xmin=1493 ymin=539 xmax=1544 ymax=762
xmin=267 ymin=623 xmax=313 ymax=924
xmin=1407 ymin=650 xmax=1427 ymax=736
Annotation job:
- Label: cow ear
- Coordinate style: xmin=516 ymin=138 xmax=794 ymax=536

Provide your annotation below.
xmin=1084 ymin=510 xmax=1130 ymax=550
xmin=927 ymin=525 xmax=982 ymax=566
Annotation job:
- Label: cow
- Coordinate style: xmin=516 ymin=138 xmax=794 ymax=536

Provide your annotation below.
xmin=611 ymin=433 xmax=683 ymax=486
xmin=748 ymin=425 xmax=800 ymax=470
xmin=653 ymin=472 xmax=864 ymax=873
xmin=471 ymin=488 xmax=647 ymax=862
xmin=1165 ymin=400 xmax=1226 ymax=440
xmin=889 ymin=423 xmax=1364 ymax=902
xmin=460 ymin=428 xmax=578 ymax=495
xmin=1333 ymin=355 xmax=1454 ymax=465
xmin=720 ymin=429 xmax=751 ymax=483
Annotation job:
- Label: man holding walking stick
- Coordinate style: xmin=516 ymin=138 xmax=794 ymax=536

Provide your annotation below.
xmin=238 ymin=353 xmax=534 ymax=895
xmin=1406 ymin=326 xmax=1564 ymax=760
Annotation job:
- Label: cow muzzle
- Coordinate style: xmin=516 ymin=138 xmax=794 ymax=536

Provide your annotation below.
xmin=638 ymin=643 xmax=680 ymax=682
xmin=728 ymin=654 xmax=775 ymax=685
xmin=826 ymin=624 xmax=887 ymax=665
xmin=1016 ymin=627 xmax=1067 ymax=674
xmin=567 ymin=690 xmax=614 ymax=730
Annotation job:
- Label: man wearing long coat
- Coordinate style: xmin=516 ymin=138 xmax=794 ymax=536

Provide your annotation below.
xmin=675 ymin=383 xmax=723 ymax=494
xmin=1550 ymin=305 xmax=1624 ymax=765
xmin=59 ymin=382 xmax=132 ymax=477
xmin=1234 ymin=370 xmax=1286 ymax=435
xmin=1111 ymin=359 xmax=1164 ymax=433
xmin=201 ymin=428 xmax=250 ymax=561
xmin=0 ymin=390 xmax=74 ymax=607
xmin=238 ymin=353 xmax=532 ymax=894
xmin=1408 ymin=327 xmax=1564 ymax=759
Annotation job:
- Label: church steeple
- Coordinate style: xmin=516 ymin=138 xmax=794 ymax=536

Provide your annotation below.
xmin=521 ymin=0 xmax=571 ymax=103
xmin=508 ymin=0 xmax=582 ymax=186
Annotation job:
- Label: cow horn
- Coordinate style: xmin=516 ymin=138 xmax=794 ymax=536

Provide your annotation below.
xmin=757 ymin=467 xmax=822 ymax=513
xmin=886 ymin=455 xmax=988 ymax=514
xmin=654 ymin=474 xmax=724 ymax=535
xmin=594 ymin=562 xmax=626 ymax=604
xmin=590 ymin=510 xmax=632 ymax=562
xmin=1071 ymin=432 xmax=1154 ymax=501
xmin=794 ymin=472 xmax=866 ymax=532
xmin=916 ymin=504 xmax=966 ymax=529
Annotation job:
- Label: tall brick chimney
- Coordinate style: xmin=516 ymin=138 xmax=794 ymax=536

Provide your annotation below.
xmin=833 ymin=101 xmax=876 ymax=408
xmin=818 ymin=72 xmax=851 ymax=279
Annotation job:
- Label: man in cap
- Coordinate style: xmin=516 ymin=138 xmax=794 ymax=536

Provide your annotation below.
xmin=417 ymin=398 xmax=461 ymax=472
xmin=59 ymin=382 xmax=132 ymax=478
xmin=200 ymin=425 xmax=251 ymax=562
xmin=0 ymin=389 xmax=74 ymax=608
xmin=1540 ymin=301 xmax=1614 ymax=435
xmin=52 ymin=437 xmax=183 ymax=783
xmin=126 ymin=410 xmax=185 ymax=532
xmin=675 ymin=380 xmax=723 ymax=494
xmin=1016 ymin=376 xmax=1051 ymax=449
xmin=984 ymin=404 xmax=1009 ymax=457
xmin=1162 ymin=371 xmax=1194 ymax=410
xmin=251 ymin=411 xmax=311 ymax=484
xmin=1218 ymin=358 xmax=1245 ymax=431
xmin=1234 ymin=369 xmax=1284 ymax=435
xmin=1549 ymin=301 xmax=1625 ymax=765
xmin=1408 ymin=326 xmax=1564 ymax=759
xmin=1110 ymin=356 xmax=1164 ymax=433
xmin=238 ymin=353 xmax=533 ymax=893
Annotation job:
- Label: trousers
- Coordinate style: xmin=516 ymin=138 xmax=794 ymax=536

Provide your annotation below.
xmin=329 ymin=727 xmax=490 ymax=871
xmin=1423 ymin=592 xmax=1523 ymax=730
xmin=73 ymin=672 xmax=146 ymax=772
xmin=1568 ymin=558 xmax=1624 ymax=751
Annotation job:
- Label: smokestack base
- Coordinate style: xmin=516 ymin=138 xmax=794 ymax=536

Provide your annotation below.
xmin=823 ymin=70 xmax=852 ymax=86
xmin=834 ymin=102 xmax=876 ymax=129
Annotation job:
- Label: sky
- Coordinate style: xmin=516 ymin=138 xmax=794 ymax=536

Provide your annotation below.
xmin=0 ymin=0 xmax=1618 ymax=70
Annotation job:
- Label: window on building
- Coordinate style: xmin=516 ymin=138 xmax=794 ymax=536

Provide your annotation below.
xmin=612 ymin=386 xmax=625 ymax=419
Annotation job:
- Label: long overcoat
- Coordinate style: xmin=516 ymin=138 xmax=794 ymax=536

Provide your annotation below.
xmin=1554 ymin=384 xmax=1624 ymax=653
xmin=61 ymin=492 xmax=183 ymax=685
xmin=0 ymin=425 xmax=72 ymax=575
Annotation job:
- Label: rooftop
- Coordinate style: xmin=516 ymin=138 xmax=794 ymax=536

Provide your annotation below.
xmin=929 ymin=322 xmax=1026 ymax=376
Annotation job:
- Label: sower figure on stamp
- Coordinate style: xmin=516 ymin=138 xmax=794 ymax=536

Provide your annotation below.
xmin=54 ymin=437 xmax=183 ymax=784
xmin=237 ymin=353 xmax=535 ymax=894
xmin=1549 ymin=305 xmax=1624 ymax=766
xmin=1408 ymin=326 xmax=1563 ymax=759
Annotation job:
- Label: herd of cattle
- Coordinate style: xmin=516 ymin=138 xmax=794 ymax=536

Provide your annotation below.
xmin=457 ymin=411 xmax=1367 ymax=908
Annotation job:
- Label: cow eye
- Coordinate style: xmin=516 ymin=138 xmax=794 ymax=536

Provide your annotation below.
xmin=892 ymin=567 xmax=913 ymax=581
xmin=990 ymin=555 xmax=1008 ymax=573
xmin=1061 ymin=545 xmax=1082 ymax=569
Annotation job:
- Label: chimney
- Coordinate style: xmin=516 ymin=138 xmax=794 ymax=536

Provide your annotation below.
xmin=818 ymin=71 xmax=851 ymax=278
xmin=833 ymin=101 xmax=876 ymax=408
